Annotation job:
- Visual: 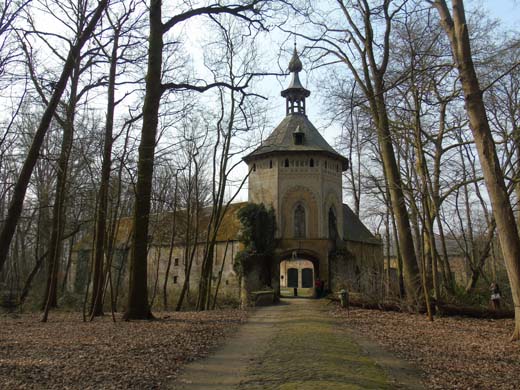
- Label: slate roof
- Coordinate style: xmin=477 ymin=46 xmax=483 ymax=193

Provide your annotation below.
xmin=73 ymin=202 xmax=247 ymax=251
xmin=243 ymin=114 xmax=349 ymax=170
xmin=75 ymin=202 xmax=382 ymax=251
xmin=343 ymin=204 xmax=381 ymax=245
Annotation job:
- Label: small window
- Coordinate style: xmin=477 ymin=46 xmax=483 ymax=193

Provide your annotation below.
xmin=253 ymin=164 xmax=256 ymax=172
xmin=284 ymin=159 xmax=289 ymax=167
xmin=174 ymin=258 xmax=179 ymax=266
xmin=336 ymin=164 xmax=339 ymax=172
xmin=173 ymin=275 xmax=178 ymax=284
xmin=225 ymin=280 xmax=229 ymax=285
xmin=269 ymin=160 xmax=273 ymax=168
xmin=325 ymin=161 xmax=327 ymax=169
xmin=294 ymin=133 xmax=304 ymax=145
xmin=310 ymin=159 xmax=314 ymax=167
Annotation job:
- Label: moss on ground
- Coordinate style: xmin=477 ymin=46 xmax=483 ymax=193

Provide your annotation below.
xmin=238 ymin=300 xmax=391 ymax=390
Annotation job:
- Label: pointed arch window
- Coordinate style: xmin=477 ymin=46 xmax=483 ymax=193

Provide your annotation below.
xmin=328 ymin=207 xmax=338 ymax=240
xmin=294 ymin=204 xmax=306 ymax=238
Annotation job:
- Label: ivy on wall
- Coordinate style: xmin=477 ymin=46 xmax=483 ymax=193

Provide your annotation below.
xmin=234 ymin=203 xmax=276 ymax=276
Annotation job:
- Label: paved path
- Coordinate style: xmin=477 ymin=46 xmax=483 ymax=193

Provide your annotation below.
xmin=172 ymin=299 xmax=422 ymax=390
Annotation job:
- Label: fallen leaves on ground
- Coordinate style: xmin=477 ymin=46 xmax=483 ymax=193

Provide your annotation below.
xmin=0 ymin=309 xmax=247 ymax=389
xmin=332 ymin=307 xmax=520 ymax=389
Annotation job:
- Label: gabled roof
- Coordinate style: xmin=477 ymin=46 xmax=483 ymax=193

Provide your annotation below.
xmin=343 ymin=204 xmax=381 ymax=245
xmin=243 ymin=114 xmax=349 ymax=170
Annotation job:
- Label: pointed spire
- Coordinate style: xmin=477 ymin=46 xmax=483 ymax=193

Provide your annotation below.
xmin=281 ymin=43 xmax=310 ymax=116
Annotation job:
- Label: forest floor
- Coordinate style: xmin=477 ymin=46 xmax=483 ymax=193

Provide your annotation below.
xmin=3 ymin=302 xmax=518 ymax=390
xmin=0 ymin=309 xmax=247 ymax=389
xmin=332 ymin=306 xmax=520 ymax=389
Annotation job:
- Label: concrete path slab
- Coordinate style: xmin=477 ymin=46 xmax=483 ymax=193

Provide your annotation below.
xmin=171 ymin=299 xmax=422 ymax=390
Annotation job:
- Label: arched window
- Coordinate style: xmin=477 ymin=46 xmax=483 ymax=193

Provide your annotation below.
xmin=310 ymin=158 xmax=314 ymax=167
xmin=294 ymin=204 xmax=306 ymax=238
xmin=252 ymin=164 xmax=256 ymax=172
xmin=328 ymin=207 xmax=338 ymax=240
xmin=284 ymin=158 xmax=289 ymax=167
xmin=269 ymin=160 xmax=273 ymax=168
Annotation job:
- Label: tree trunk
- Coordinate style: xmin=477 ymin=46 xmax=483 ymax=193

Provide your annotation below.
xmin=124 ymin=0 xmax=164 ymax=320
xmin=42 ymin=77 xmax=77 ymax=320
xmin=371 ymin=69 xmax=422 ymax=306
xmin=434 ymin=0 xmax=520 ymax=340
xmin=90 ymin=28 xmax=120 ymax=318
xmin=212 ymin=240 xmax=229 ymax=310
xmin=163 ymin=175 xmax=179 ymax=311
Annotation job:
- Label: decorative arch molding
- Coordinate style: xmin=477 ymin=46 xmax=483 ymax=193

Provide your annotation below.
xmin=281 ymin=186 xmax=318 ymax=238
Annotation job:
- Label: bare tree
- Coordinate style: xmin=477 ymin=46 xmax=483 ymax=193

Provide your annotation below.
xmin=90 ymin=1 xmax=144 ymax=318
xmin=431 ymin=0 xmax=520 ymax=340
xmin=125 ymin=0 xmax=269 ymax=320
xmin=0 ymin=0 xmax=108 ymax=273
xmin=296 ymin=0 xmax=422 ymax=304
xmin=196 ymin=16 xmax=266 ymax=311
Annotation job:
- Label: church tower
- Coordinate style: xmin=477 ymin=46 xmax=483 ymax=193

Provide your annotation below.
xmin=244 ymin=45 xmax=348 ymax=241
xmin=243 ymin=46 xmax=349 ymax=292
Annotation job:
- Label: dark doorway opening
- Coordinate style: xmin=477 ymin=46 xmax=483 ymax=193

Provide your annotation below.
xmin=287 ymin=268 xmax=298 ymax=288
xmin=301 ymin=268 xmax=313 ymax=288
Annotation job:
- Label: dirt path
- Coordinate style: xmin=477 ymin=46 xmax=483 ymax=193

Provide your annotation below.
xmin=172 ymin=299 xmax=422 ymax=389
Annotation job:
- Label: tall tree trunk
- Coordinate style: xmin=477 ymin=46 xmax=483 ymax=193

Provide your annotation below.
xmin=390 ymin=201 xmax=405 ymax=298
xmin=90 ymin=27 xmax=120 ymax=318
xmin=433 ymin=0 xmax=520 ymax=340
xmin=176 ymin=161 xmax=201 ymax=312
xmin=372 ymin=85 xmax=422 ymax=304
xmin=124 ymin=0 xmax=163 ymax=320
xmin=212 ymin=240 xmax=229 ymax=310
xmin=436 ymin=214 xmax=455 ymax=291
xmin=163 ymin=174 xmax=179 ymax=310
xmin=42 ymin=72 xmax=78 ymax=320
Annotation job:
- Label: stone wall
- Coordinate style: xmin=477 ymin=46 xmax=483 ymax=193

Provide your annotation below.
xmin=329 ymin=241 xmax=384 ymax=298
xmin=70 ymin=240 xmax=243 ymax=310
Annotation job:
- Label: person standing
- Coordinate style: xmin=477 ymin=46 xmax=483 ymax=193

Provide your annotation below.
xmin=315 ymin=278 xmax=322 ymax=298
xmin=318 ymin=279 xmax=325 ymax=298
xmin=490 ymin=282 xmax=501 ymax=310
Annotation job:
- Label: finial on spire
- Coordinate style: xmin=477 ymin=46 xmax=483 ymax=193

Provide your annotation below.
xmin=288 ymin=43 xmax=303 ymax=73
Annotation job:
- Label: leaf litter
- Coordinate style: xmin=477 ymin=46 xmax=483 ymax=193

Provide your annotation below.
xmin=0 ymin=309 xmax=247 ymax=389
xmin=332 ymin=307 xmax=520 ymax=389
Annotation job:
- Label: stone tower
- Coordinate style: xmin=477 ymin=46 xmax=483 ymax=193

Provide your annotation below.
xmin=243 ymin=46 xmax=349 ymax=292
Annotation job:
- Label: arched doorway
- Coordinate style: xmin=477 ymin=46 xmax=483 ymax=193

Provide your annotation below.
xmin=279 ymin=252 xmax=320 ymax=298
